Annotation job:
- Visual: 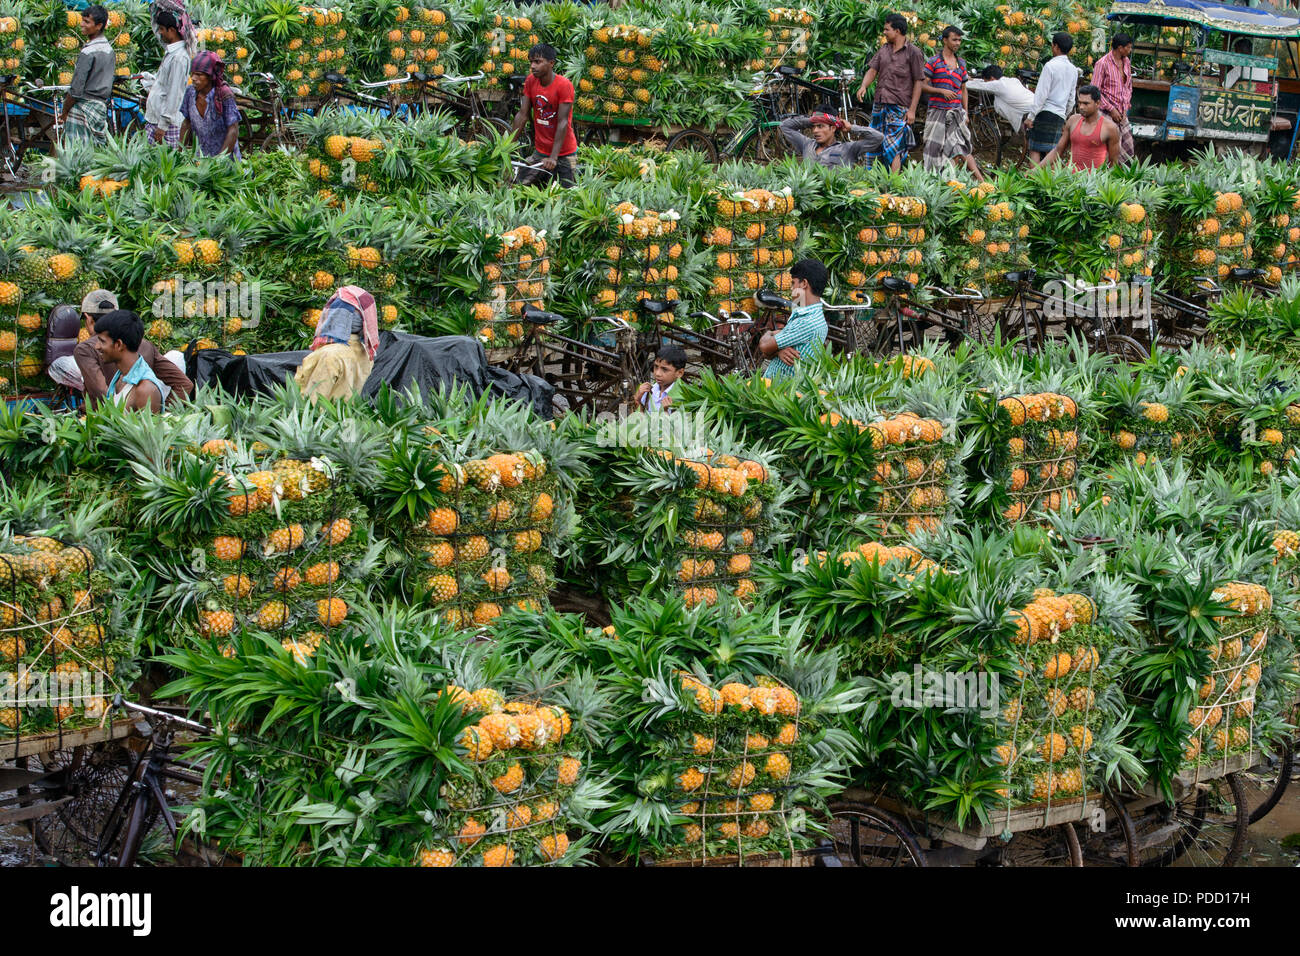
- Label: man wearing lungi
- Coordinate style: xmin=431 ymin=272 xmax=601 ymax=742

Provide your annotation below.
xmin=857 ymin=13 xmax=924 ymax=172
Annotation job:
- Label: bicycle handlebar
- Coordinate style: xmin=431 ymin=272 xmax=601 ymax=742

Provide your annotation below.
xmin=115 ymin=696 xmax=209 ymax=733
xmin=927 ymin=285 xmax=985 ymax=301
xmin=358 ymin=73 xmax=412 ymax=89
xmin=441 ymin=72 xmax=486 ymax=85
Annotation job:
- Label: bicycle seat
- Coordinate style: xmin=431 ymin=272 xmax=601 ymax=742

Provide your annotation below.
xmin=639 ymin=299 xmax=677 ymax=316
xmin=756 ymin=289 xmax=792 ymax=310
xmin=1004 ymin=269 xmax=1036 ymax=284
xmin=324 ymin=72 xmax=348 ymax=85
xmin=412 ymin=71 xmax=429 ymax=82
xmin=777 ymin=65 xmax=803 ymax=77
xmin=880 ymin=277 xmax=914 ymax=294
xmin=1230 ymin=267 xmax=1265 ymax=281
xmin=521 ymin=305 xmax=562 ymax=325
xmin=1016 ymin=69 xmax=1039 ymax=83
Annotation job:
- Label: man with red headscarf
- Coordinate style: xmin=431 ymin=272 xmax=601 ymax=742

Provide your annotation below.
xmin=779 ymin=111 xmax=883 ymax=167
xmin=294 ymin=287 xmax=380 ymax=402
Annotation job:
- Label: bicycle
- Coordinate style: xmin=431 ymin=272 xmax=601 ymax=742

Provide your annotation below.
xmin=239 ymin=72 xmax=300 ymax=151
xmin=92 ymin=698 xmax=224 ymax=867
xmin=0 ymin=73 xmax=23 ymax=178
xmin=323 ymin=70 xmax=408 ymax=118
xmin=409 ymin=71 xmax=512 ymax=139
xmin=637 ymin=298 xmax=755 ymax=377
xmin=508 ymin=304 xmax=647 ymax=415
xmin=864 ymin=278 xmax=987 ymax=356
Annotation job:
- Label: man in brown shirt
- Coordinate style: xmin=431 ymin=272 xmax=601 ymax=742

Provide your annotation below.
xmin=48 ymin=290 xmax=193 ymax=408
xmin=857 ymin=13 xmax=924 ymax=171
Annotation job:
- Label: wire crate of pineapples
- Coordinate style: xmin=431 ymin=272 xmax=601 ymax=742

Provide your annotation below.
xmin=983 ymin=390 xmax=1083 ymax=524
xmin=704 ymin=185 xmax=801 ymax=318
xmin=1177 ymin=582 xmax=1272 ymax=779
xmin=995 ymin=587 xmax=1119 ymax=809
xmin=575 ymin=23 xmax=662 ymax=122
xmin=835 ymin=190 xmax=931 ymax=305
xmin=185 ymin=453 xmax=370 ymax=661
xmin=478 ymin=11 xmax=540 ymax=90
xmin=861 ymin=411 xmax=955 ymax=539
xmin=0 ymin=529 xmax=121 ymax=742
xmin=416 ymin=451 xmax=558 ymax=630
xmin=367 ymin=4 xmax=452 ymax=86
xmin=659 ymin=670 xmax=811 ymax=862
xmin=745 ymin=7 xmax=813 ymax=73
xmin=943 ymin=178 xmax=1030 ymax=297
xmin=269 ymin=3 xmax=348 ymax=100
xmin=471 ymin=225 xmax=549 ymax=351
xmin=194 ymin=15 xmax=255 ymax=93
xmin=423 ymin=684 xmax=585 ymax=866
xmin=594 ymin=201 xmax=683 ymax=326
xmin=669 ymin=451 xmax=778 ymax=609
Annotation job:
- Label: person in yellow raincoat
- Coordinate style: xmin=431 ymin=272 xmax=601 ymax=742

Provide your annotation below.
xmin=294 ymin=286 xmax=379 ymax=401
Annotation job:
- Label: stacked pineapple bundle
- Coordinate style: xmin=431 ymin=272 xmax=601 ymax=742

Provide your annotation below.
xmin=195 ymin=20 xmax=253 ymax=93
xmin=0 ymin=535 xmax=117 ymax=738
xmin=278 ymin=4 xmax=348 ymax=99
xmin=992 ymin=391 xmax=1081 ymax=523
xmin=422 ymin=685 xmax=583 ymax=866
xmin=944 ymin=179 xmax=1029 ymax=295
xmin=704 ymin=186 xmax=800 ymax=316
xmin=1101 ymin=200 xmax=1158 ymax=283
xmin=1178 ymin=582 xmax=1271 ymax=774
xmin=50 ymin=4 xmax=135 ymax=85
xmin=861 ymin=411 xmax=954 ymax=539
xmin=415 ymin=451 xmax=558 ymax=630
xmin=746 ymin=7 xmax=813 ymax=73
xmin=194 ymin=454 xmax=368 ymax=661
xmin=471 ymin=225 xmax=549 ymax=350
xmin=1109 ymin=400 xmax=1194 ymax=467
xmin=303 ymin=123 xmax=389 ymax=196
xmin=667 ymin=451 xmax=776 ymax=609
xmin=1179 ymin=191 xmax=1255 ymax=285
xmin=141 ymin=234 xmax=244 ymax=354
xmin=376 ymin=5 xmax=451 ymax=84
xmin=1250 ymin=172 xmax=1300 ymax=285
xmin=996 ymin=588 xmax=1115 ymax=805
xmin=595 ymin=202 xmax=683 ymax=325
xmin=290 ymin=243 xmax=400 ymax=336
xmin=478 ymin=13 xmax=540 ymax=90
xmin=663 ymin=671 xmax=809 ymax=861
xmin=0 ymin=247 xmax=99 ymax=393
xmin=991 ymin=4 xmax=1048 ymax=75
xmin=840 ymin=193 xmax=929 ymax=305
xmin=0 ymin=12 xmax=25 ymax=76
xmin=574 ymin=23 xmax=661 ymax=121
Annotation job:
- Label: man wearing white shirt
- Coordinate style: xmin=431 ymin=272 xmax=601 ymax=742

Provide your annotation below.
xmin=143 ymin=10 xmax=190 ymax=147
xmin=1025 ymin=32 xmax=1080 ymax=164
xmin=966 ymin=65 xmax=1035 ymax=132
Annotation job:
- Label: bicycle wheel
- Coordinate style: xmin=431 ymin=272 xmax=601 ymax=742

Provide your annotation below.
xmin=1241 ymin=739 xmax=1295 ymax=825
xmin=825 ymin=800 xmax=928 ymax=866
xmin=997 ymin=824 xmax=1082 ymax=866
xmin=970 ymin=112 xmax=1001 ymax=166
xmin=1130 ymin=775 xmax=1248 ymax=867
xmin=469 ymin=116 xmax=511 ymax=141
xmin=737 ymin=125 xmax=787 ymax=163
xmin=1075 ymin=791 xmax=1139 ymax=866
xmin=29 ymin=742 xmax=133 ymax=865
xmin=1105 ymin=333 xmax=1150 ymax=364
xmin=665 ymin=128 xmax=718 ymax=164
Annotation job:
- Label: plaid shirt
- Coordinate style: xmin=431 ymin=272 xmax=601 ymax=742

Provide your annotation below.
xmin=762 ymin=301 xmax=827 ymax=379
xmin=1091 ymin=50 xmax=1132 ymax=115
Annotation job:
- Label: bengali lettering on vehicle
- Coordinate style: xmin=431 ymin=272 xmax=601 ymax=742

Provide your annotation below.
xmin=1197 ymin=88 xmax=1273 ymax=136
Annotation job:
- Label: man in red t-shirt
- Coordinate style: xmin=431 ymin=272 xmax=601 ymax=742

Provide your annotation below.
xmin=510 ymin=43 xmax=578 ymax=188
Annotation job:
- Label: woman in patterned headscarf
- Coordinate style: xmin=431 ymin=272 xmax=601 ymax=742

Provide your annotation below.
xmin=294 ymin=287 xmax=381 ymax=402
xmin=179 ymin=50 xmax=241 ymax=158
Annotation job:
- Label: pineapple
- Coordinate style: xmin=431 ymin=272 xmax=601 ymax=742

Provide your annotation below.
xmin=256 ymin=601 xmax=291 ymax=630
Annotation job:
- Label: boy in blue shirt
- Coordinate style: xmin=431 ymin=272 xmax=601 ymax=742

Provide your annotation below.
xmin=759 ymin=259 xmax=828 ymax=379
xmin=90 ymin=310 xmax=170 ymax=412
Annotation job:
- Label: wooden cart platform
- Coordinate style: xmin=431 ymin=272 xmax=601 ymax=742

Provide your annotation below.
xmin=2 ymin=718 xmax=135 ymax=762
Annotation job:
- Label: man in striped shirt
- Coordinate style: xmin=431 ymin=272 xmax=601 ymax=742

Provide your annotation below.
xmin=1090 ymin=33 xmax=1135 ymax=163
xmin=920 ymin=25 xmax=984 ymax=181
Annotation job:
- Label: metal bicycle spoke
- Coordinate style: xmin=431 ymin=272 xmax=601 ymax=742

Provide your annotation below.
xmin=997 ymin=824 xmax=1082 ymax=866
xmin=28 ymin=743 xmax=133 ymax=865
xmin=1130 ymin=774 xmax=1248 ymax=867
xmin=825 ymin=801 xmax=928 ymax=867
